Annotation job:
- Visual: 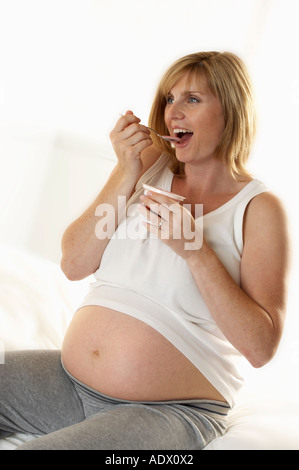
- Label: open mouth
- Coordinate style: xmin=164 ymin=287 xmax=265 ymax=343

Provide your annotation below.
xmin=173 ymin=128 xmax=193 ymax=144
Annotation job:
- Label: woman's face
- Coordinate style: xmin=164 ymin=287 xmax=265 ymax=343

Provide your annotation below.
xmin=164 ymin=72 xmax=225 ymax=165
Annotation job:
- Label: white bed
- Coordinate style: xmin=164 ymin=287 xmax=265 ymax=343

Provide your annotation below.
xmin=1 ymin=241 xmax=299 ymax=450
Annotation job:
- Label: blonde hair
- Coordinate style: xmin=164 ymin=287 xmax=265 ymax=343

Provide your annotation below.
xmin=148 ymin=51 xmax=256 ymax=180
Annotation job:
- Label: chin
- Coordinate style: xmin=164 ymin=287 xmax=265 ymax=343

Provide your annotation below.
xmin=175 ymin=149 xmax=196 ymax=163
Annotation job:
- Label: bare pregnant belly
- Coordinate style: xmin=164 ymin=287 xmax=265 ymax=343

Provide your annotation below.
xmin=61 ymin=305 xmax=225 ymax=402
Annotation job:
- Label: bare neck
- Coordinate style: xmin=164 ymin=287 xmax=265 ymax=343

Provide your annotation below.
xmin=183 ymin=160 xmax=239 ymax=196
xmin=172 ymin=160 xmax=251 ymax=216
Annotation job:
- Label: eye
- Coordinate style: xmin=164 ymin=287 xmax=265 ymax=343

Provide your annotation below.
xmin=188 ymin=96 xmax=200 ymax=103
xmin=166 ymin=95 xmax=174 ymax=104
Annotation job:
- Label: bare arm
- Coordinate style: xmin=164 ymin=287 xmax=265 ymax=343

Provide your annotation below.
xmin=60 ymin=111 xmax=160 ymax=280
xmin=187 ymin=192 xmax=291 ymax=367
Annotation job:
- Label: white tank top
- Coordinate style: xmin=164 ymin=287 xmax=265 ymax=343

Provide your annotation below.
xmin=80 ymin=154 xmax=269 ymax=407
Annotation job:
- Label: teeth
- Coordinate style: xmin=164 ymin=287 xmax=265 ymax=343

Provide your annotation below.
xmin=173 ymin=129 xmax=192 ymax=134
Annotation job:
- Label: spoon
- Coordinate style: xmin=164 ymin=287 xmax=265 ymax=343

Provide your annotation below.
xmin=146 ymin=126 xmax=180 ymax=143
xmin=119 ymin=114 xmax=180 ymax=143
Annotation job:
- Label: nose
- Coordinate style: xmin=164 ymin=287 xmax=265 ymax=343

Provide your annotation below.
xmin=165 ymin=101 xmax=185 ymax=122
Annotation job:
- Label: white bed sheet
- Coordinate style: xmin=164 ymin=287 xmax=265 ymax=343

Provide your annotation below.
xmin=1 ymin=242 xmax=299 ymax=450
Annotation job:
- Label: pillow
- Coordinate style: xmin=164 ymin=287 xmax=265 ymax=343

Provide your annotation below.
xmin=0 ymin=242 xmax=89 ymax=351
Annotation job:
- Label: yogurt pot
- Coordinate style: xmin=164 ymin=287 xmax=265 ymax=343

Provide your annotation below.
xmin=142 ymin=184 xmax=186 ymax=202
xmin=139 ymin=184 xmax=186 ymax=229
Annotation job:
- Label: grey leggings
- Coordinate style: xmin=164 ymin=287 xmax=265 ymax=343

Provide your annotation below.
xmin=0 ymin=350 xmax=229 ymax=450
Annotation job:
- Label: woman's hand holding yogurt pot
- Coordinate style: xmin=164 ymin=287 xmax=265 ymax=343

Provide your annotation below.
xmin=138 ymin=184 xmax=199 ymax=260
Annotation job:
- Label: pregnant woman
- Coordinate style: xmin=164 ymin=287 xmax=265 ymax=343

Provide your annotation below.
xmin=0 ymin=51 xmax=290 ymax=450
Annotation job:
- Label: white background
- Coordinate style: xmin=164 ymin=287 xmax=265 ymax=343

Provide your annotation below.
xmin=0 ymin=0 xmax=298 ymax=383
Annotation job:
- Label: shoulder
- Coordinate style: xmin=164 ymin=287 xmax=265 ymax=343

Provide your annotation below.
xmin=243 ymin=190 xmax=290 ymax=252
xmin=244 ymin=190 xmax=288 ymax=228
